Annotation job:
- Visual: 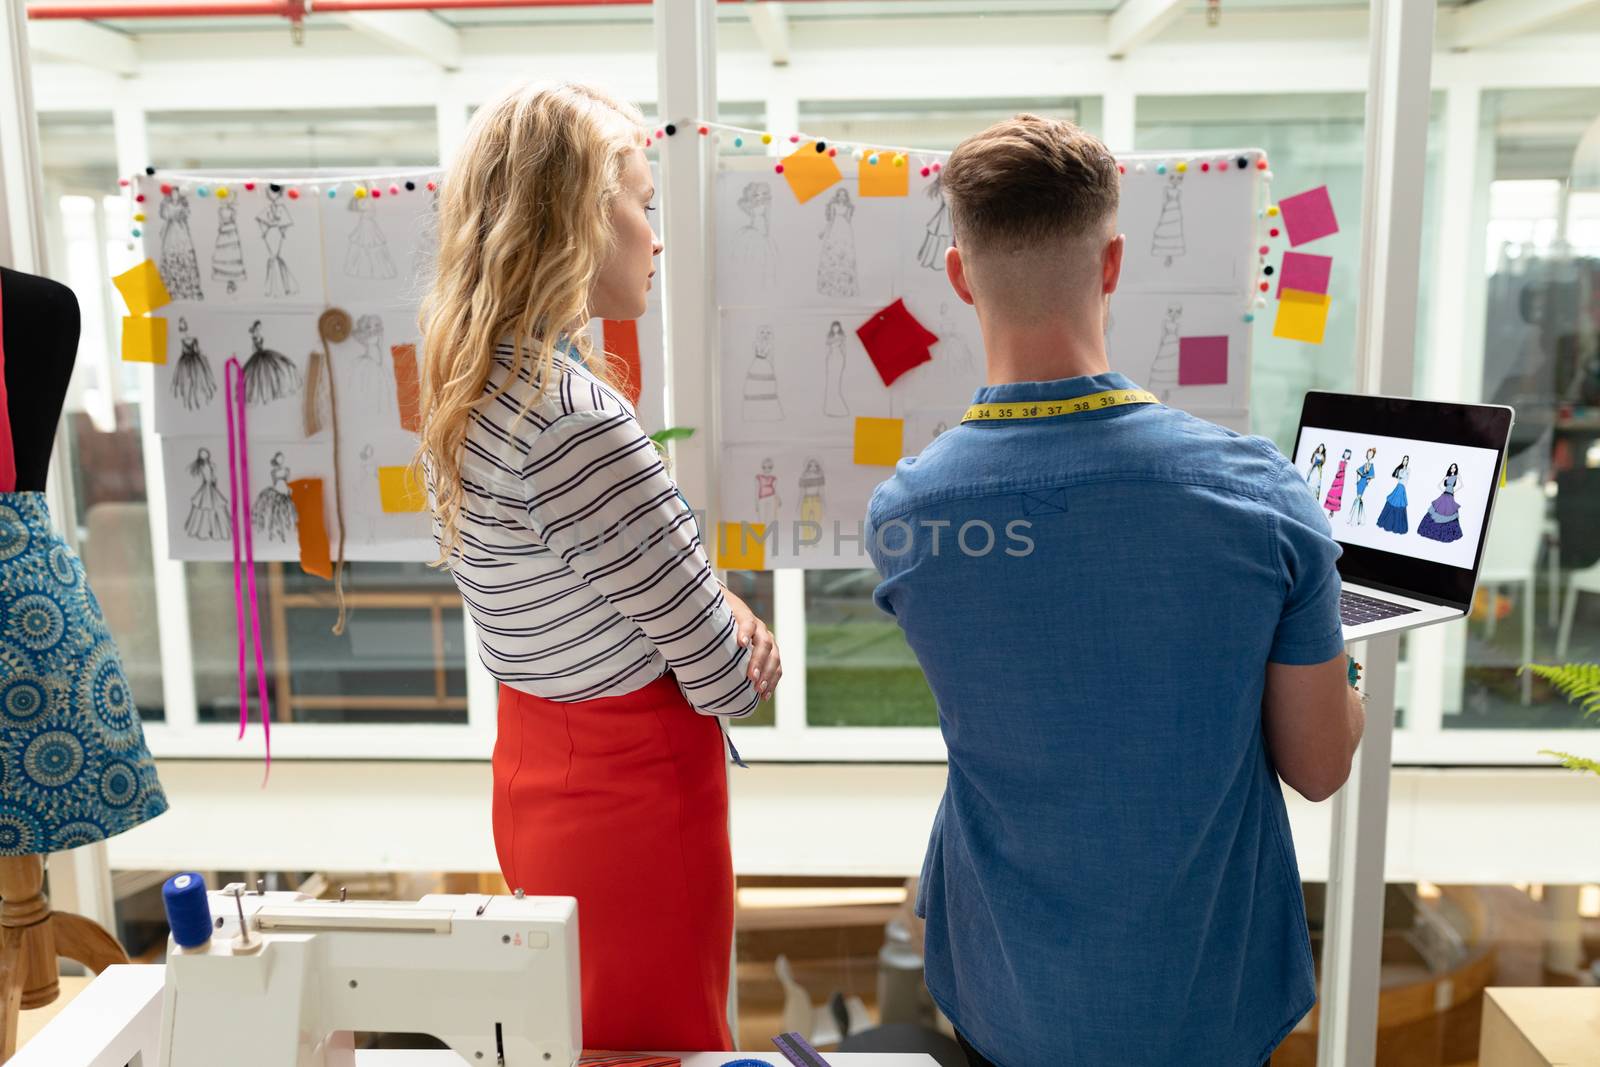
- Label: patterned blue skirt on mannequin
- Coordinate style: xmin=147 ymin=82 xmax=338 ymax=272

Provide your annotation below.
xmin=0 ymin=492 xmax=167 ymax=855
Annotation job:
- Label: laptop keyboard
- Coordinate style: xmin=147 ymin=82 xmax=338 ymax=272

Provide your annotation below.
xmin=1339 ymin=590 xmax=1420 ymax=627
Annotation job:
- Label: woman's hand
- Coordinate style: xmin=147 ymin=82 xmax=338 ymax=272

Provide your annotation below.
xmin=723 ymin=587 xmax=782 ymax=700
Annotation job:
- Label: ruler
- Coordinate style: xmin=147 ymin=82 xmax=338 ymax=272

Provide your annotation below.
xmin=961 ymin=387 xmax=1159 ymax=424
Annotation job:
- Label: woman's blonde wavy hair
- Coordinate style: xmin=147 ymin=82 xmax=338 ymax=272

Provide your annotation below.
xmin=416 ymin=81 xmax=646 ymax=562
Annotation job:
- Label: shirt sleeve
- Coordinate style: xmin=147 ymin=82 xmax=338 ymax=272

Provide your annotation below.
xmin=521 ymin=407 xmax=759 ymax=718
xmin=1268 ymin=462 xmax=1347 ymax=666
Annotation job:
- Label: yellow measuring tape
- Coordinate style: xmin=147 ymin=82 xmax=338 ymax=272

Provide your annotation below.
xmin=960 ymin=387 xmax=1161 ymax=424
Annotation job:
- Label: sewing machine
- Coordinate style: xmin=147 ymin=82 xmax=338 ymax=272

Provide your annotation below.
xmin=158 ymin=884 xmax=581 ymax=1067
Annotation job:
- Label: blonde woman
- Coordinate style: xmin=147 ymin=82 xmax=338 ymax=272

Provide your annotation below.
xmin=417 ymin=82 xmax=780 ymax=1053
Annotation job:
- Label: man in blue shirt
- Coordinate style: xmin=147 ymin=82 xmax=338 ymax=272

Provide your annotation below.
xmin=865 ymin=116 xmax=1364 ymax=1067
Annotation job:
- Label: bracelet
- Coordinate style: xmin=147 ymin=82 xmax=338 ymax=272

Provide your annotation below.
xmin=1347 ymin=654 xmax=1363 ymax=689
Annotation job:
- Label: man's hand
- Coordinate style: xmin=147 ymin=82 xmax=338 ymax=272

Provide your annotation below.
xmin=723 ymin=587 xmax=782 ymax=700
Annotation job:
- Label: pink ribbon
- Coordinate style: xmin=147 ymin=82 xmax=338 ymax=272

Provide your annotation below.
xmin=224 ymin=358 xmax=271 ymax=777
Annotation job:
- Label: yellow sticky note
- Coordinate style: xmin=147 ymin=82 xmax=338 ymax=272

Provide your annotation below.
xmin=120 ymin=315 xmax=167 ymax=364
xmin=854 ymin=417 xmax=906 ymax=467
xmin=377 ymin=466 xmax=427 ymax=512
xmin=859 ymin=152 xmax=910 ymax=198
xmin=112 ymin=259 xmax=172 ymax=316
xmin=717 ymin=522 xmax=767 ymax=571
xmin=1273 ymin=288 xmax=1332 ymax=345
xmin=780 ymin=142 xmax=843 ymax=204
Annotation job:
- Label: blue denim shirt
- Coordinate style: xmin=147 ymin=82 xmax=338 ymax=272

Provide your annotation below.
xmin=866 ymin=372 xmax=1344 ymax=1067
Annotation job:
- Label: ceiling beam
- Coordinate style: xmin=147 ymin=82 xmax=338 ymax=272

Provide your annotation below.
xmin=1106 ymin=0 xmax=1185 ymax=59
xmin=27 ymin=19 xmax=137 ymax=76
xmin=1446 ymin=0 xmax=1600 ymax=50
xmin=335 ymin=10 xmax=460 ymax=71
xmin=746 ymin=1 xmax=789 ymax=67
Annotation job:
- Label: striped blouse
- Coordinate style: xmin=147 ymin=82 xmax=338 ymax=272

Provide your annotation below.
xmin=437 ymin=342 xmax=758 ymax=719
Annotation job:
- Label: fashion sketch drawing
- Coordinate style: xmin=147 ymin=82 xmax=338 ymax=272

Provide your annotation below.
xmin=756 ymin=458 xmax=781 ymax=525
xmin=242 ymin=319 xmax=303 ymax=406
xmin=1376 ymin=455 xmax=1410 ymax=534
xmin=743 ymin=325 xmax=784 ymax=421
xmin=817 ymin=188 xmax=858 ymax=298
xmin=1324 ymin=448 xmax=1351 ymax=518
xmin=172 ymin=316 xmax=217 ymax=411
xmin=210 ymin=199 xmax=246 ymax=294
xmin=1148 ymin=303 xmax=1182 ymax=400
xmin=1151 ymin=173 xmax=1186 ymax=267
xmin=799 ymin=459 xmax=826 ymax=527
xmin=257 ymin=186 xmax=300 ymax=298
xmin=158 ymin=189 xmax=205 ymax=301
xmin=823 ymin=321 xmax=850 ymax=418
xmin=1416 ymin=463 xmax=1463 ymax=543
xmin=345 ymin=194 xmax=397 ymax=280
xmin=350 ymin=314 xmax=393 ymax=421
xmin=1348 ymin=448 xmax=1377 ymax=526
xmin=185 ymin=448 xmax=230 ymax=541
xmin=1305 ymin=443 xmax=1327 ymax=498
xmin=252 ymin=452 xmax=297 ymax=542
xmin=733 ymin=181 xmax=779 ymax=288
xmin=918 ymin=175 xmax=952 ymax=271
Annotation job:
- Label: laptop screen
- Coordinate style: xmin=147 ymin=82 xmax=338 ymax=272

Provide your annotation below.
xmin=1289 ymin=392 xmax=1514 ymax=609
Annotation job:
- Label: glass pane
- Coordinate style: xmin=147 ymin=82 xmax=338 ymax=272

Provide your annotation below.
xmin=188 ymin=561 xmax=467 ymax=726
xmin=143 ymin=107 xmax=473 ymax=729
xmin=805 ymin=569 xmax=936 ymax=727
xmin=147 ymin=108 xmax=439 ymax=170
xmin=800 ymin=97 xmax=1104 ymax=149
xmin=39 ymin=113 xmax=168 ymax=722
xmin=1136 ymin=93 xmax=1446 ymax=455
xmin=723 ymin=570 xmax=777 ymax=727
xmin=1443 ymin=88 xmax=1600 ymax=730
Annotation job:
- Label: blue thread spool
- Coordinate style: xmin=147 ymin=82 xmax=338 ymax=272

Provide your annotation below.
xmin=163 ymin=872 xmax=213 ymax=949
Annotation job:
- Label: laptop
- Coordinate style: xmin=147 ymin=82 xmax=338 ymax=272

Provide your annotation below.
xmin=1289 ymin=391 xmax=1515 ymax=641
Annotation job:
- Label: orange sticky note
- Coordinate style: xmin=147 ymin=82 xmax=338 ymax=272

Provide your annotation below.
xmin=378 ymin=465 xmax=426 ymax=512
xmin=602 ymin=319 xmax=643 ymax=407
xmin=391 ymin=343 xmax=421 ymax=432
xmin=287 ymin=477 xmax=332 ymax=580
xmin=853 ymin=417 xmax=905 ymax=466
xmin=780 ymin=142 xmax=844 ymax=204
xmin=120 ymin=315 xmax=167 ymax=364
xmin=859 ymin=153 xmax=910 ymax=198
xmin=717 ymin=522 xmax=768 ymax=571
xmin=112 ymin=259 xmax=172 ymax=316
xmin=1273 ymin=288 xmax=1331 ymax=344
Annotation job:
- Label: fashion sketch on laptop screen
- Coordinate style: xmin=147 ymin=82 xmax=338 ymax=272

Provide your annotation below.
xmin=1287 ymin=392 xmax=1514 ymax=610
xmin=1290 ymin=429 xmax=1499 ymax=571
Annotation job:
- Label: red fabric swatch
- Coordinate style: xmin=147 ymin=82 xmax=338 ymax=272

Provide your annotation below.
xmin=855 ymin=298 xmax=938 ymax=387
xmin=579 ymin=1055 xmax=680 ymax=1067
xmin=601 ymin=318 xmax=644 ymax=407
xmin=391 ymin=343 xmax=421 ymax=432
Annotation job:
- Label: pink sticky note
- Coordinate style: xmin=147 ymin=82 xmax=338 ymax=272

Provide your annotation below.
xmin=1178 ymin=336 xmax=1228 ymax=387
xmin=1278 ymin=186 xmax=1339 ymax=246
xmin=1277 ymin=252 xmax=1333 ymax=298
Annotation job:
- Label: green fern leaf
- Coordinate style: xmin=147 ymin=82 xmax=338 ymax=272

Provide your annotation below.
xmin=1523 ymin=664 xmax=1600 ymax=716
xmin=1538 ymin=749 xmax=1600 ymax=777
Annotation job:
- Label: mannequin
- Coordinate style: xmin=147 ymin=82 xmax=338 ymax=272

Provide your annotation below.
xmin=0 ymin=267 xmax=78 ymax=491
xmin=0 ymin=266 xmax=167 ymax=1057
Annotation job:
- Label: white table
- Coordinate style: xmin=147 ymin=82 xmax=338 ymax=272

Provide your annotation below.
xmin=12 ymin=965 xmax=937 ymax=1067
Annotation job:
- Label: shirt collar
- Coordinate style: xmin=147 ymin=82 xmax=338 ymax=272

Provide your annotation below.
xmin=971 ymin=371 xmax=1142 ymax=406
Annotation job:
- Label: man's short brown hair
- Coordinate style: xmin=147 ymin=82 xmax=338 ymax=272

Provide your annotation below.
xmin=942 ymin=114 xmax=1119 ymax=255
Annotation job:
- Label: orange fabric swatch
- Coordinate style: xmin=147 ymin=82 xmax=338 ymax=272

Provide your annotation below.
xmin=287 ymin=477 xmax=332 ymax=580
xmin=602 ymin=319 xmax=643 ymax=407
xmin=391 ymin=343 xmax=421 ymax=432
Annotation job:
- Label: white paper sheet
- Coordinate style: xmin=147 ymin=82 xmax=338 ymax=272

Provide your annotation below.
xmin=1104 ymin=291 xmax=1251 ymax=411
xmin=721 ymin=307 xmax=899 ymax=447
xmin=136 ymin=176 xmax=328 ymax=308
xmin=152 ymin=309 xmax=322 ymax=438
xmin=319 ymin=184 xmax=440 ymax=311
xmin=716 ymin=170 xmax=899 ymax=310
xmin=719 ymin=445 xmax=897 ymax=569
xmin=1114 ymin=163 xmax=1258 ymax=294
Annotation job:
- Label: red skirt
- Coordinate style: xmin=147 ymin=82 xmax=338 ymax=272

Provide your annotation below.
xmin=493 ymin=674 xmax=735 ymax=1053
